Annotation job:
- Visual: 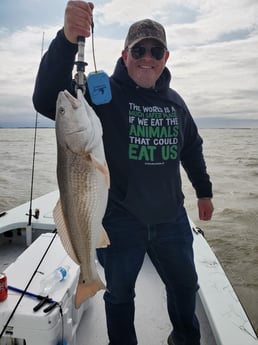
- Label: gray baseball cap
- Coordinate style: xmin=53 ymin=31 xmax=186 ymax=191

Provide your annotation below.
xmin=124 ymin=19 xmax=167 ymax=49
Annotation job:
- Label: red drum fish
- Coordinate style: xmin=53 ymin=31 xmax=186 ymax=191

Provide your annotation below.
xmin=53 ymin=89 xmax=110 ymax=308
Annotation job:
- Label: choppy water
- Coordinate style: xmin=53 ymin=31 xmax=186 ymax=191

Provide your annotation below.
xmin=0 ymin=127 xmax=257 ymax=332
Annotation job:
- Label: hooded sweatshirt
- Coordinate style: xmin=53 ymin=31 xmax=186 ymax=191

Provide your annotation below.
xmin=33 ymin=29 xmax=212 ymax=225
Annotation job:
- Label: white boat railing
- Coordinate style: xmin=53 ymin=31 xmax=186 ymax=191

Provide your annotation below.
xmin=0 ymin=191 xmax=58 ymax=245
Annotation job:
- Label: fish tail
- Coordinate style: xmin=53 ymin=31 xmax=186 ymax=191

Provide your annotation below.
xmin=75 ymin=277 xmax=105 ymax=309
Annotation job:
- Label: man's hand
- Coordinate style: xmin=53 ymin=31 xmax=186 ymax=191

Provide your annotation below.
xmin=64 ymin=1 xmax=94 ymax=44
xmin=198 ymin=198 xmax=214 ymax=221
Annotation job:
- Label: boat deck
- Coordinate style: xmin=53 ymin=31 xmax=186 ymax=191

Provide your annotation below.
xmin=0 ymin=192 xmax=257 ymax=345
xmin=0 ymin=231 xmax=215 ymax=345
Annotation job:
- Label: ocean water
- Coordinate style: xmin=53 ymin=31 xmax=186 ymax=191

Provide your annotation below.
xmin=0 ymin=127 xmax=257 ymax=332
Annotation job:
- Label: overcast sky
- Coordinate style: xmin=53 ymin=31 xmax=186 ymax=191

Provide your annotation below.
xmin=0 ymin=0 xmax=257 ymax=127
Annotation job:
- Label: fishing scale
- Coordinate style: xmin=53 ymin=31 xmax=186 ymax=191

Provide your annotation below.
xmin=75 ymin=21 xmax=112 ymax=105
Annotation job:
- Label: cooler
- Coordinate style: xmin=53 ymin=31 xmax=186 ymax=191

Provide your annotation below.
xmin=0 ymin=233 xmax=88 ymax=345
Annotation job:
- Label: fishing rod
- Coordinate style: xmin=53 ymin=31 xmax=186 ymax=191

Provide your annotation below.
xmin=74 ymin=19 xmax=112 ymax=105
xmin=0 ymin=231 xmax=58 ymax=338
xmin=1 ymin=14 xmax=111 ymax=341
xmin=25 ymin=32 xmax=45 ymax=246
xmin=0 ymin=33 xmax=61 ymax=340
xmin=0 ymin=25 xmax=91 ymax=341
xmin=74 ymin=35 xmax=87 ymax=94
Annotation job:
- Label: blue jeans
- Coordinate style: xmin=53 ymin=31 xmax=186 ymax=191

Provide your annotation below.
xmin=97 ymin=204 xmax=200 ymax=345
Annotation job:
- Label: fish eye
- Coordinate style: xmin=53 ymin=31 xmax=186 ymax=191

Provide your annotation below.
xmin=59 ymin=106 xmax=65 ymax=115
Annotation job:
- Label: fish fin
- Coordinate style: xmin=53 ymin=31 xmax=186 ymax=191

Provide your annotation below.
xmin=96 ymin=226 xmax=110 ymax=248
xmin=53 ymin=199 xmax=80 ymax=264
xmin=75 ymin=278 xmax=105 ymax=309
xmin=89 ymin=153 xmax=110 ymax=188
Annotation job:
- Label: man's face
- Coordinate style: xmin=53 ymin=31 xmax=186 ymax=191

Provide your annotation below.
xmin=122 ymin=39 xmax=169 ymax=89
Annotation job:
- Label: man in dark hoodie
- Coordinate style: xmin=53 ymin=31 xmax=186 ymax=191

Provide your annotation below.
xmin=33 ymin=2 xmax=214 ymax=344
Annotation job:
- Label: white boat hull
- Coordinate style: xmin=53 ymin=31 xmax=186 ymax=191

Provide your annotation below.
xmin=0 ymin=191 xmax=257 ymax=345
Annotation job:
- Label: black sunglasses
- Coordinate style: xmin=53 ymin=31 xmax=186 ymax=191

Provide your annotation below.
xmin=128 ymin=46 xmax=166 ymax=60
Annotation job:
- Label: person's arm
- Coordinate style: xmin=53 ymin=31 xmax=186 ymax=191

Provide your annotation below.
xmin=32 ymin=29 xmax=77 ymax=119
xmin=182 ymin=133 xmax=214 ymax=221
xmin=32 ymin=1 xmax=94 ymax=119
xmin=180 ymin=110 xmax=214 ymax=220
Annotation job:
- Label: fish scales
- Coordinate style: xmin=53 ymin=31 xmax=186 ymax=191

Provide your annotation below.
xmin=53 ymin=89 xmax=110 ymax=308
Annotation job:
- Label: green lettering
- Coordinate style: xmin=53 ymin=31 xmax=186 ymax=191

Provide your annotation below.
xmin=138 ymin=145 xmax=156 ymax=161
xmin=172 ymin=125 xmax=179 ymax=137
xmin=161 ymin=145 xmax=178 ymax=160
xmin=129 ymin=125 xmax=137 ymax=136
xmin=129 ymin=144 xmax=138 ymax=160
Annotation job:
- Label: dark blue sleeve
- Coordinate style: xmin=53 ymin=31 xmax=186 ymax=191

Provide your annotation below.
xmin=32 ymin=29 xmax=78 ymax=120
xmin=180 ymin=107 xmax=213 ymax=199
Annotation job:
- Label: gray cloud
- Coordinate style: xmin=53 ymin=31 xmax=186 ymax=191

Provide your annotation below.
xmin=0 ymin=0 xmax=257 ymax=127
